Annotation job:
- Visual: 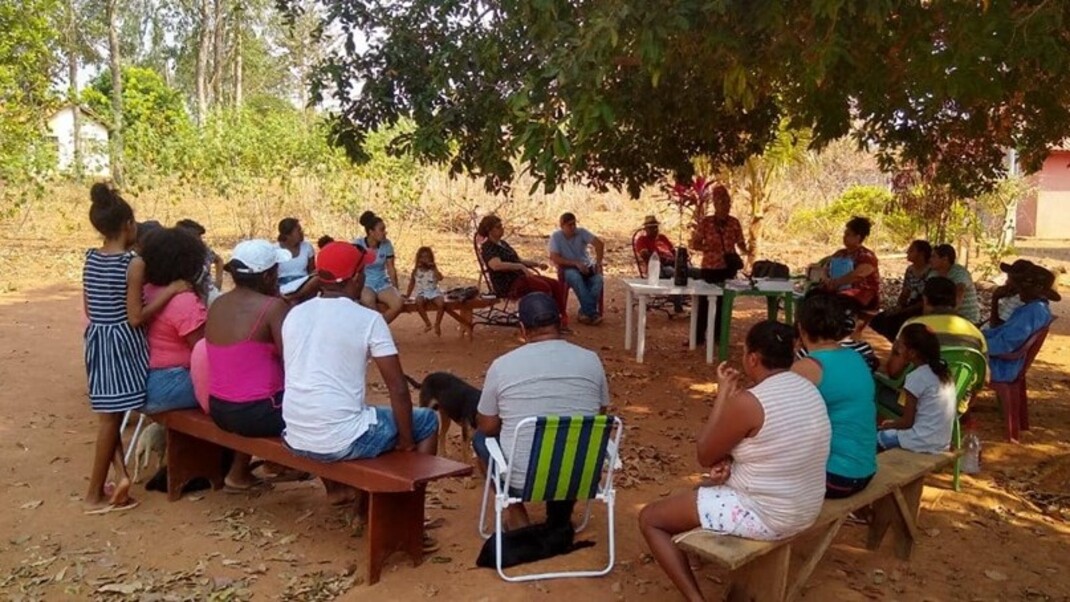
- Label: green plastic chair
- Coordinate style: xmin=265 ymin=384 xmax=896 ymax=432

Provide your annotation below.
xmin=941 ymin=346 xmax=988 ymax=491
xmin=478 ymin=414 xmax=623 ymax=582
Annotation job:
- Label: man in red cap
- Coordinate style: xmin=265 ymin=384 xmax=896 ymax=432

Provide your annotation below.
xmin=281 ymin=242 xmax=439 ymax=503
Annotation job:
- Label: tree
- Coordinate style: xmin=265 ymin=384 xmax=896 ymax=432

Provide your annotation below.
xmin=106 ymin=0 xmax=124 ymax=185
xmin=279 ymin=1 xmax=1070 ymax=200
xmin=0 ymin=0 xmax=59 ymax=203
xmin=54 ymin=0 xmax=105 ymax=179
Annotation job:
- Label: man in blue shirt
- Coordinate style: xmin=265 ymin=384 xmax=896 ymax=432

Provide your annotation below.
xmin=548 ymin=212 xmax=606 ymax=324
xmin=985 ymin=264 xmax=1059 ymax=382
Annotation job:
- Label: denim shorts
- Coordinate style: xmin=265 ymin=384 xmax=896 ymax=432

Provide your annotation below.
xmin=877 ymin=429 xmax=901 ymax=451
xmin=293 ymin=406 xmax=438 ymax=462
xmin=143 ymin=367 xmax=198 ymax=415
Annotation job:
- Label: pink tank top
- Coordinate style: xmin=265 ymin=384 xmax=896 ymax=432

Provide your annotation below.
xmin=206 ymin=298 xmax=284 ymax=403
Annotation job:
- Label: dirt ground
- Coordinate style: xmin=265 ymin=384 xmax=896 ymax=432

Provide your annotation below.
xmin=1 ymin=230 xmax=1069 ymax=602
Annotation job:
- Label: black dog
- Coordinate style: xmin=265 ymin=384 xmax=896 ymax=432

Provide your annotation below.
xmin=476 ymin=500 xmax=595 ymax=568
xmin=404 ymin=372 xmax=481 ymax=458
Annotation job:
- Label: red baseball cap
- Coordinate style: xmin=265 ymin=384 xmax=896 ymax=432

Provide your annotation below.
xmin=316 ymin=242 xmax=375 ymax=283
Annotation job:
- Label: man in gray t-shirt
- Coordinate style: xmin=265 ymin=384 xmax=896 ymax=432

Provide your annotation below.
xmin=474 ymin=292 xmax=609 ymax=528
xmin=548 ymin=211 xmax=606 ymax=324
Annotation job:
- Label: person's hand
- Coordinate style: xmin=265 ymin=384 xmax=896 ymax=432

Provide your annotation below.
xmin=715 ymin=362 xmax=742 ymax=398
xmin=394 ymin=436 xmax=416 ymax=452
xmin=521 ymin=266 xmax=537 ymax=277
xmin=699 ymin=458 xmax=732 ymax=486
xmin=167 ymin=280 xmax=193 ymax=294
xmin=878 ymin=420 xmax=895 ymax=430
xmin=578 ymin=264 xmax=592 ymax=276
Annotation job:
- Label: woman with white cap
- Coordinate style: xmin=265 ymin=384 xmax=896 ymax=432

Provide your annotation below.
xmin=204 ymin=240 xmax=291 ymax=490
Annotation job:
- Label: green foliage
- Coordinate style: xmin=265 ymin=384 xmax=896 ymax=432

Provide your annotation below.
xmin=790 ymin=186 xmax=920 ymax=249
xmin=281 ymin=0 xmax=1070 ymax=202
xmin=0 ymin=0 xmax=59 ymax=211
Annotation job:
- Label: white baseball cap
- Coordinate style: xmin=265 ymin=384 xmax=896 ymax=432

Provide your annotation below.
xmin=230 ymin=240 xmax=290 ymax=274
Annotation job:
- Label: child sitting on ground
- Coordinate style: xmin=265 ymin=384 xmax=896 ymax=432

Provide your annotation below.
xmin=877 ymin=324 xmax=957 ymax=453
xmin=404 ymin=246 xmax=446 ymax=335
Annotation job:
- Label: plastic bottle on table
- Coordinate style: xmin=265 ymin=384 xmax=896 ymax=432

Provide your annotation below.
xmin=962 ymin=432 xmax=982 ymax=474
xmin=647 ymin=253 xmax=661 ymax=285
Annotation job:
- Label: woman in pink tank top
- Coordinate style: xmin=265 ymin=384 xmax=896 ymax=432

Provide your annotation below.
xmin=205 ymin=240 xmax=290 ymax=490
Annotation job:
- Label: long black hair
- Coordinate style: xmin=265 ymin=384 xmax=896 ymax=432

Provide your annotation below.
xmin=898 ymin=324 xmax=951 ymax=384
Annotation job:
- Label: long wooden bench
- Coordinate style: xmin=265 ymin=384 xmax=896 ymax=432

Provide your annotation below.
xmin=673 ymin=449 xmax=956 ymax=601
xmin=381 ymin=295 xmax=499 ymax=338
xmin=156 ymin=409 xmax=473 ymax=585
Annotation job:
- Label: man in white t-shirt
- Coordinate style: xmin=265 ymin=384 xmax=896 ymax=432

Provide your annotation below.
xmin=474 ymin=291 xmax=610 ymax=528
xmin=282 ymin=242 xmax=438 ymax=500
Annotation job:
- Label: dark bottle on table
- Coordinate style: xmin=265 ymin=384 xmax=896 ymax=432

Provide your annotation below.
xmin=674 ymin=247 xmax=689 ymax=286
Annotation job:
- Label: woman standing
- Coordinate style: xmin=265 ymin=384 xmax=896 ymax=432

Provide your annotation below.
xmin=689 ymin=184 xmax=748 ymax=341
xmin=276 ymin=217 xmax=318 ymax=301
xmin=354 ymin=211 xmax=404 ymax=323
xmin=478 ymin=214 xmax=571 ymax=332
xmin=205 ymin=240 xmax=290 ymax=489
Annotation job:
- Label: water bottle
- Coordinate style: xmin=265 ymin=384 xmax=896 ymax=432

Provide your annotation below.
xmin=647 ymin=253 xmax=661 ymax=285
xmin=962 ymin=432 xmax=982 ymax=474
xmin=674 ymin=248 xmax=689 ymax=286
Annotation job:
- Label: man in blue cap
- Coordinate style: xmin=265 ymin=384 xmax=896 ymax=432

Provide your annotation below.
xmin=473 ymin=292 xmax=610 ymax=528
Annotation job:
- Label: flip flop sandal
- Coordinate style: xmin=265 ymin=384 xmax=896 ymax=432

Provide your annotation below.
xmin=422 ymin=534 xmax=441 ymax=554
xmin=85 ymin=499 xmax=140 ymax=515
xmin=423 ymin=517 xmax=446 ymax=530
xmin=223 ymin=479 xmax=269 ymax=494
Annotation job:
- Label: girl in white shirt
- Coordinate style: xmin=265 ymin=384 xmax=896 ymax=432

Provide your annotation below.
xmin=878 ymin=324 xmax=957 ymax=453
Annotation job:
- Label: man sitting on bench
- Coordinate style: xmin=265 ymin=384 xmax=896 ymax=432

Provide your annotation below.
xmin=281 ymin=242 xmax=439 ymax=505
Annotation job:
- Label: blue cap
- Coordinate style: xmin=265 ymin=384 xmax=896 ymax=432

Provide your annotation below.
xmin=518 ymin=292 xmax=560 ymax=328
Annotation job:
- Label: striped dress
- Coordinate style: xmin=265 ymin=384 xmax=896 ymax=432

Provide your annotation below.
xmin=83 ymin=249 xmax=148 ymax=413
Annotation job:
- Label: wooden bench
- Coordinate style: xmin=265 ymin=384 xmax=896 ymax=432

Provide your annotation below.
xmin=673 ymin=449 xmax=955 ymax=601
xmin=381 ymin=295 xmax=499 ymax=338
xmin=156 ymin=410 xmax=473 ymax=585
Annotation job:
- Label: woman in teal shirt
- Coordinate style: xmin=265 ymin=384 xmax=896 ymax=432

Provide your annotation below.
xmin=793 ymin=294 xmax=877 ymax=498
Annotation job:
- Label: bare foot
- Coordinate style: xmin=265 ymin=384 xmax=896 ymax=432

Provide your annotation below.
xmin=423 ymin=323 xmax=433 ymax=332
xmin=434 ymin=324 xmax=442 ymax=336
xmin=108 ymin=476 xmax=132 ymax=506
xmin=224 ymin=476 xmax=264 ymax=491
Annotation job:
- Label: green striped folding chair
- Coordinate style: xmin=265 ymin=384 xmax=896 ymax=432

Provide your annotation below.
xmin=478 ymin=414 xmax=623 ymax=582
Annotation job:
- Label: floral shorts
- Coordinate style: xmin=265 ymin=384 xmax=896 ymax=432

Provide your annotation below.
xmin=696 ymin=486 xmax=778 ymax=541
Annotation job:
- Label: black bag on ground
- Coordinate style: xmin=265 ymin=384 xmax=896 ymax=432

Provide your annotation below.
xmin=445 ymin=286 xmax=479 ymax=301
xmin=751 ymin=260 xmax=790 ymax=279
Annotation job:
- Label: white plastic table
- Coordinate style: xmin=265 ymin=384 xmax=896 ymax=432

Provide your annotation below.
xmin=623 ymin=278 xmax=724 ymax=364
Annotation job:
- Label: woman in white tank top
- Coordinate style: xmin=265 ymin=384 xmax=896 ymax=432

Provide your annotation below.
xmin=638 ymin=321 xmax=832 ymax=601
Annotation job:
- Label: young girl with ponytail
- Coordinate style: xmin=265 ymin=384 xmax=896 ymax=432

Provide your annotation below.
xmin=878 ymin=324 xmax=958 ymax=453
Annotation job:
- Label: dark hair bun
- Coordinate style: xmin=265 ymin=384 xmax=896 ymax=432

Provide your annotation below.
xmin=359 ymin=211 xmax=378 ymax=229
xmin=90 ymin=182 xmax=116 ymax=207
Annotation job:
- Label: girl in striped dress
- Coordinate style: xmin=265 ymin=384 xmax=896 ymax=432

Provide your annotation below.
xmin=83 ymin=183 xmax=188 ymax=514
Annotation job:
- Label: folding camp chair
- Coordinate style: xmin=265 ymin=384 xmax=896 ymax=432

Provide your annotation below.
xmin=478 ymin=415 xmax=623 ymax=582
xmin=472 ymin=232 xmax=521 ymax=328
xmin=941 ymin=346 xmax=988 ymax=491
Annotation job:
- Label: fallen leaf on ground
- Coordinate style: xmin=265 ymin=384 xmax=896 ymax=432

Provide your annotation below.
xmin=20 ymin=500 xmax=43 ymax=510
xmin=984 ymin=569 xmax=1008 ymax=582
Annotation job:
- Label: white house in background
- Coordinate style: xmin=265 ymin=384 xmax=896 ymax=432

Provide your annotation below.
xmin=47 ymin=105 xmax=110 ymax=177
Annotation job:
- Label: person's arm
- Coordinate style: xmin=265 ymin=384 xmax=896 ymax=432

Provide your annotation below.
xmin=989 ymin=285 xmax=1011 ymax=327
xmin=267 ymin=298 xmax=290 ymax=355
xmin=432 ymin=266 xmax=444 ymax=283
xmin=880 ymin=390 xmax=918 ymax=430
xmin=987 ymin=305 xmax=1046 ymax=356
xmin=954 ymin=283 xmax=966 ymax=309
xmin=487 ymin=256 xmax=536 ymax=276
xmin=184 ymin=324 xmax=205 ymax=347
xmin=374 ymin=354 xmax=417 ymax=450
xmin=896 ymin=272 xmax=913 ymax=308
xmin=689 ymin=218 xmax=709 ymax=251
xmin=305 ymin=244 xmax=316 ymax=275
xmin=828 ymin=262 xmax=876 ymax=289
xmin=212 ymin=253 xmax=225 ymax=290
xmin=696 ymin=363 xmax=762 ymax=467
xmin=126 ymin=257 xmax=189 ymax=327
xmin=790 ymin=356 xmax=823 ymax=386
xmin=476 ymin=364 xmax=502 ymax=436
xmin=404 ymin=269 xmax=416 ymax=298
xmin=591 ymin=234 xmax=605 ymax=268
xmin=385 ymin=256 xmax=398 ymax=287
xmin=549 ymin=250 xmax=584 ymax=270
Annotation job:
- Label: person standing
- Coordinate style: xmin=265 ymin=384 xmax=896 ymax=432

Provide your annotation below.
xmin=689 ymin=184 xmax=748 ymax=341
xmin=549 ymin=212 xmax=606 ymax=325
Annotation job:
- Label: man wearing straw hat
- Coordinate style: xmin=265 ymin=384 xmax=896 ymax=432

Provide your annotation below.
xmin=635 ymin=214 xmax=684 ymax=312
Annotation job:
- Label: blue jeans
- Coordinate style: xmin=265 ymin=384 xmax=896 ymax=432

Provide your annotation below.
xmin=562 ymin=268 xmax=603 ymax=318
xmin=877 ymin=429 xmax=901 ymax=451
xmin=143 ymin=367 xmax=198 ymax=415
xmin=290 ymin=406 xmax=439 ymax=462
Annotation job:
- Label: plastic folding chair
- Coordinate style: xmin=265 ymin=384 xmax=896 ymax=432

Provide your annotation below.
xmin=941 ymin=346 xmax=988 ymax=491
xmin=988 ymin=317 xmax=1056 ymax=441
xmin=478 ymin=415 xmax=623 ymax=582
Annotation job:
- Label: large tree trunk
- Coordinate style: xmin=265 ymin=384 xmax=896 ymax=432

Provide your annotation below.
xmin=106 ymin=0 xmax=123 ymax=186
xmin=65 ymin=0 xmax=82 ymax=180
xmin=211 ymin=0 xmax=225 ymax=105
xmin=233 ymin=13 xmax=243 ymax=107
xmin=195 ymin=0 xmax=211 ymax=125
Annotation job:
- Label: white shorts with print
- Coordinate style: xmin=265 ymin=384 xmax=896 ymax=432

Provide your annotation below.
xmin=696 ymin=486 xmax=778 ymax=541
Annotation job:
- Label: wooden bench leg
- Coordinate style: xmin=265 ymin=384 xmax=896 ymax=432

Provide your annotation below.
xmin=786 ymin=517 xmax=846 ymax=601
xmin=365 ymin=486 xmax=426 ymax=585
xmin=866 ymin=477 xmax=924 ymax=560
xmin=164 ymin=427 xmax=226 ymax=502
xmin=727 ymin=543 xmax=790 ymax=602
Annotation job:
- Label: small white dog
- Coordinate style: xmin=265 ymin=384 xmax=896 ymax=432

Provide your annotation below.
xmin=132 ymin=422 xmax=166 ymax=483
